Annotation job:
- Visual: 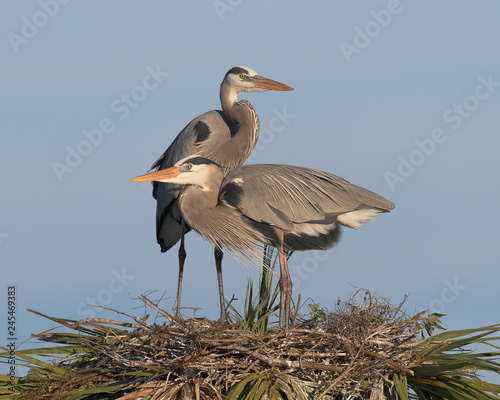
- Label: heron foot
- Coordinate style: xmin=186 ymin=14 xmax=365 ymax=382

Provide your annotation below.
xmin=216 ymin=315 xmax=231 ymax=325
xmin=216 ymin=307 xmax=231 ymax=325
xmin=171 ymin=305 xmax=184 ymax=323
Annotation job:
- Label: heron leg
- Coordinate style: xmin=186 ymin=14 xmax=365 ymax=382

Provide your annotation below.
xmin=214 ymin=247 xmax=229 ymax=324
xmin=173 ymin=219 xmax=187 ymax=321
xmin=276 ymin=230 xmax=292 ymax=328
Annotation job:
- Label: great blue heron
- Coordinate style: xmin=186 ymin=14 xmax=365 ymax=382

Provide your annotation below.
xmin=148 ymin=66 xmax=293 ymax=322
xmin=130 ymin=155 xmax=395 ymax=327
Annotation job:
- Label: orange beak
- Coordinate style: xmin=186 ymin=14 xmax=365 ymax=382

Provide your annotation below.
xmin=129 ymin=166 xmax=183 ymax=182
xmin=252 ymin=76 xmax=294 ymax=91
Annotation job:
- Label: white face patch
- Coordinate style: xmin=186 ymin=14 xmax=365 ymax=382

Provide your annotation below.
xmin=224 ymin=66 xmax=261 ymax=94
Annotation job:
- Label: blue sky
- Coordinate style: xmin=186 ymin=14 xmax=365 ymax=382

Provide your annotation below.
xmin=2 ymin=0 xmax=500 ymax=382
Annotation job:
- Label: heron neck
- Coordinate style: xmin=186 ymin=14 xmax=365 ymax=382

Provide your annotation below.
xmin=218 ymin=85 xmax=260 ymax=171
xmin=179 ymin=169 xmax=264 ymax=264
xmin=220 ymin=84 xmax=238 ymax=122
xmin=180 ymin=167 xmax=224 ymax=218
xmin=220 ymin=85 xmax=258 ymax=128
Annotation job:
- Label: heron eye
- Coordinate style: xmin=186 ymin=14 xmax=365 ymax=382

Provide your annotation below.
xmin=185 ymin=164 xmax=192 ymax=170
xmin=239 ymin=74 xmax=246 ymax=79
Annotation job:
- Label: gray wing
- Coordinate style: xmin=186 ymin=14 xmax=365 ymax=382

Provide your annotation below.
xmin=221 ymin=164 xmax=395 ymax=232
xmin=152 ymin=110 xmax=236 ymax=251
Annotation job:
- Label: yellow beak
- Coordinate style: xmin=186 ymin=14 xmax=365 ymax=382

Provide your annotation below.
xmin=129 ymin=166 xmax=183 ymax=182
xmin=252 ymin=76 xmax=294 ymax=91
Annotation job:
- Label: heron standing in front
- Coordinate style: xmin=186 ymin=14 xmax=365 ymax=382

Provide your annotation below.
xmin=130 ymin=156 xmax=395 ymax=327
xmin=148 ymin=66 xmax=293 ymax=322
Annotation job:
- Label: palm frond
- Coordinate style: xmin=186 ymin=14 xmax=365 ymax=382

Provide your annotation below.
xmin=227 ymin=244 xmax=280 ymax=333
xmin=406 ymin=321 xmax=500 ymax=400
xmin=227 ymin=371 xmax=313 ymax=400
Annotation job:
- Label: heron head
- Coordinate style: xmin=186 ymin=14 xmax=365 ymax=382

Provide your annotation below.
xmin=129 ymin=156 xmax=221 ymax=188
xmin=222 ymin=66 xmax=294 ymax=94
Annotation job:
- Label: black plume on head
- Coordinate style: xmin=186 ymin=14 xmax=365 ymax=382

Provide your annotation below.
xmin=225 ymin=66 xmax=249 ymax=77
xmin=183 ymin=156 xmax=221 ymax=168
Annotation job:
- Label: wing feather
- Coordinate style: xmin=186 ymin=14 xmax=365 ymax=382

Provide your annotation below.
xmin=221 ymin=164 xmax=394 ymax=232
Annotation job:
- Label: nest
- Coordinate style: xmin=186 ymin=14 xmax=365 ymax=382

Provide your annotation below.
xmin=29 ymin=291 xmax=423 ymax=399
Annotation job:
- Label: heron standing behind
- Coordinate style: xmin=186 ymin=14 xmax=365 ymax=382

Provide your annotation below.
xmin=148 ymin=67 xmax=293 ymax=322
